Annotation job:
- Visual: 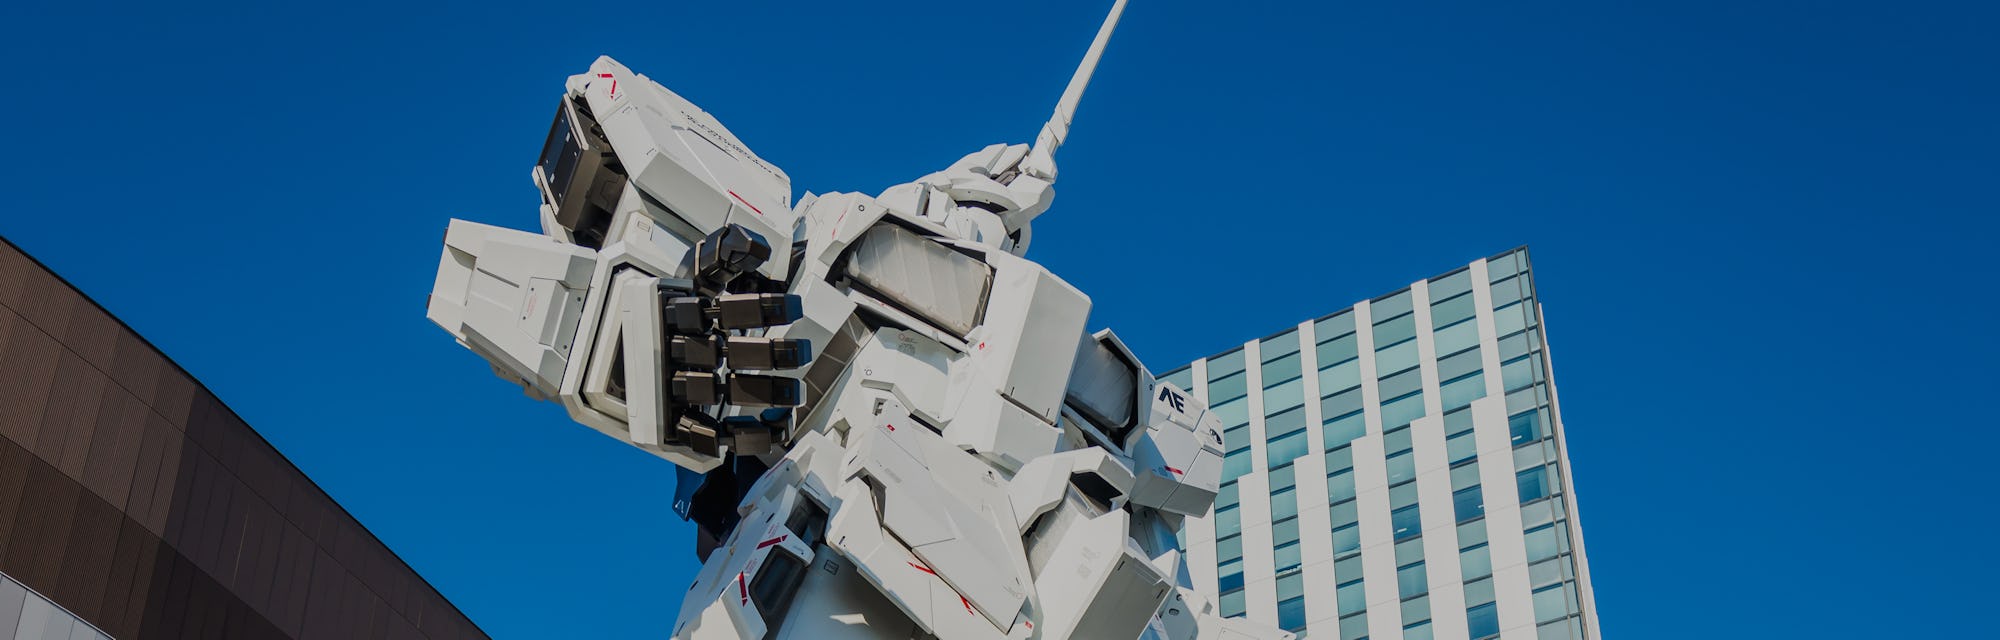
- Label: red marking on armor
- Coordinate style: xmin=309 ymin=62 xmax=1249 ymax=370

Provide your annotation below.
xmin=756 ymin=535 xmax=788 ymax=550
xmin=595 ymin=73 xmax=618 ymax=97
xmin=908 ymin=561 xmax=936 ymax=576
xmin=885 ymin=424 xmax=896 ymax=432
xmin=977 ymin=342 xmax=986 ymax=350
xmin=1026 ymin=621 xmax=1034 ymax=629
xmin=961 ymin=595 xmax=974 ymax=614
xmin=729 ymin=190 xmax=764 ymax=216
xmin=737 ymin=571 xmax=748 ymax=605
xmin=1165 ymin=465 xmax=1185 ymax=476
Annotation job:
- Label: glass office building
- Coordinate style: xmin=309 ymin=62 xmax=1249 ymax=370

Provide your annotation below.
xmin=1162 ymin=248 xmax=1599 ymax=640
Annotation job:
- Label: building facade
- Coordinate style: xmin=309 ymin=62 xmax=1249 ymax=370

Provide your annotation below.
xmin=0 ymin=238 xmax=486 ymax=639
xmin=1162 ymin=248 xmax=1600 ymax=640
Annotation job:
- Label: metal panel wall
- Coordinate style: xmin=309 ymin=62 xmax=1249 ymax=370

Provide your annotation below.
xmin=0 ymin=238 xmax=486 ymax=639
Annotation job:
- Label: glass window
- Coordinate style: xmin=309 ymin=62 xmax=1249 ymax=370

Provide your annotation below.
xmin=1454 ymin=486 xmax=1485 ymax=522
xmin=1322 ymin=388 xmax=1365 ymax=421
xmin=1437 ymin=348 xmax=1483 ymax=382
xmin=1433 ymin=320 xmax=1478 ymax=356
xmin=1214 ymin=503 xmax=1241 ymax=537
xmin=1220 ymin=589 xmax=1246 ymax=617
xmin=1518 ymin=466 xmax=1551 ymax=504
xmin=1208 ymin=349 xmax=1246 ymax=378
xmin=1222 ymin=449 xmax=1252 ymax=482
xmin=1398 ymin=561 xmax=1428 ymax=599
xmin=1212 ymin=397 xmax=1249 ymax=428
xmin=1273 ymin=517 xmax=1301 ymax=547
xmin=1498 ymin=329 xmax=1538 ymax=362
xmin=1509 ymin=410 xmax=1543 ymax=445
xmin=1506 ymin=383 xmax=1545 ymax=415
xmin=1208 ymin=370 xmax=1248 ymax=404
xmin=1262 ymin=329 xmax=1302 ymax=359
xmin=1275 ymin=572 xmax=1305 ymax=601
xmin=1533 ymin=584 xmax=1569 ymax=622
xmin=1488 ymin=251 xmax=1523 ymax=280
xmin=1275 ymin=540 xmax=1302 ymax=572
xmin=1444 ymin=407 xmax=1475 ymax=436
xmin=1390 ymin=481 xmax=1420 ymax=511
xmin=1386 ymin=450 xmax=1417 ymax=485
xmin=1374 ymin=313 xmax=1417 ymax=349
xmin=1271 ymin=489 xmax=1299 ymax=520
xmin=1515 ymin=445 xmax=1546 ymax=473
xmin=1278 ymin=596 xmax=1307 ymax=632
xmin=1261 ymin=352 xmax=1302 ymax=386
xmin=1382 ymin=392 xmax=1425 ymax=430
xmin=1430 ymin=268 xmax=1472 ymax=301
xmin=1337 ymin=580 xmax=1367 ymax=616
xmin=1264 ymin=377 xmax=1304 ymax=413
xmin=1340 ymin=612 xmax=1369 ymax=640
xmin=1468 ymin=602 xmax=1500 ymax=639
xmin=1317 ymin=332 xmax=1359 ymax=367
xmin=1400 ymin=595 xmax=1431 ymax=629
xmin=1332 ymin=522 xmax=1361 ymax=555
xmin=1217 ymin=570 xmax=1244 ymax=593
xmin=1460 ymin=542 xmax=1493 ymax=580
xmin=1270 ymin=464 xmax=1297 ymax=490
xmin=1405 ymin=620 xmax=1436 ymax=640
xmin=1335 ymin=554 xmax=1363 ymax=582
xmin=1224 ymin=422 xmax=1251 ymax=449
xmin=1392 ymin=504 xmax=1422 ymax=540
xmin=1525 ymin=524 xmax=1561 ymax=562
xmin=1159 ymin=367 xmax=1193 ymax=392
xmin=1451 ymin=462 xmax=1482 ymax=491
xmin=1330 ymin=500 xmax=1360 ymax=528
xmin=1446 ymin=431 xmax=1478 ymax=464
xmin=1530 ymin=556 xmax=1568 ymax=589
xmin=1324 ymin=411 xmax=1366 ymax=447
xmin=1268 ymin=430 xmax=1309 ymax=468
xmin=1375 ymin=338 xmax=1419 ymax=374
xmin=1431 ymin=292 xmax=1476 ymax=329
xmin=1441 ymin=372 xmax=1485 ymax=411
xmin=1327 ymin=469 xmax=1357 ymax=503
xmin=1218 ymin=534 xmax=1243 ymax=561
xmin=1266 ymin=406 xmax=1306 ymax=438
xmin=1537 ymin=618 xmax=1576 ymax=640
xmin=1326 ymin=445 xmax=1355 ymax=472
xmin=1385 ymin=425 xmax=1415 ymax=455
xmin=1491 ymin=275 xmax=1528 ymax=307
xmin=1502 ymin=355 xmax=1536 ymax=392
xmin=1318 ymin=359 xmax=1362 ymax=394
xmin=1378 ymin=368 xmax=1423 ymax=401
xmin=1464 ymin=576 xmax=1496 ymax=607
xmin=1374 ymin=289 xmax=1414 ymax=321
xmin=1315 ymin=311 xmax=1355 ymax=344
xmin=1336 ymin=608 xmax=1368 ymax=640
xmin=1495 ymin=301 xmax=1530 ymax=337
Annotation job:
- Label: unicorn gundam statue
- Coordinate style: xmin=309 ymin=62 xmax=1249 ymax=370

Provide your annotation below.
xmin=425 ymin=2 xmax=1289 ymax=638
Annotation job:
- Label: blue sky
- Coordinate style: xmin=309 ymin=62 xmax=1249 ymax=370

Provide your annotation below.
xmin=3 ymin=0 xmax=1995 ymax=637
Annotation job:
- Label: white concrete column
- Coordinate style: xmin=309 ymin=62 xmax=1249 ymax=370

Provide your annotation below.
xmin=1469 ymin=260 xmax=1537 ymax=639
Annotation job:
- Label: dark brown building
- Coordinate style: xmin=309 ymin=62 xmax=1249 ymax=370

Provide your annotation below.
xmin=0 ymin=238 xmax=486 ymax=639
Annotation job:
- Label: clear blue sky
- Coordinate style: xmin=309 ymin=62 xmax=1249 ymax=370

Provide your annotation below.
xmin=3 ymin=0 xmax=1994 ymax=637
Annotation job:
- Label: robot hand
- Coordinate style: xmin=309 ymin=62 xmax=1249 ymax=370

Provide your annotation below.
xmin=620 ymin=224 xmax=813 ymax=459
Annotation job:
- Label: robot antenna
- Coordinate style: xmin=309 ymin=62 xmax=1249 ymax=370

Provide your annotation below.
xmin=1022 ymin=0 xmax=1128 ymax=180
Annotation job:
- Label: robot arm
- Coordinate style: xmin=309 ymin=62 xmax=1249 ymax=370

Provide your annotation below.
xmin=428 ymin=218 xmax=814 ymax=472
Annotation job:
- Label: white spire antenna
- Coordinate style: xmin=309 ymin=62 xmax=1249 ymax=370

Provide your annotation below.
xmin=1022 ymin=0 xmax=1128 ymax=180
